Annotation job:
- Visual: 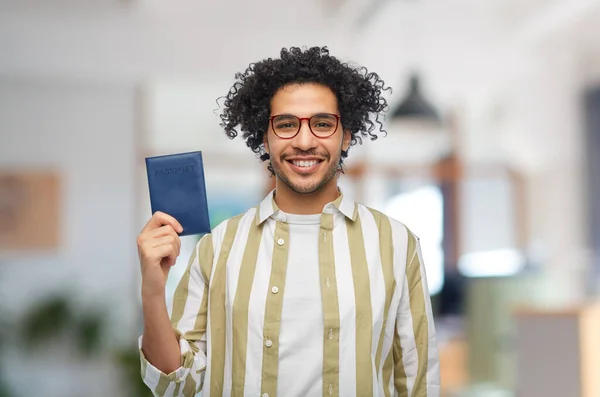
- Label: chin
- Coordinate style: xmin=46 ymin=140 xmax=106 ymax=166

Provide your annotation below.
xmin=290 ymin=184 xmax=323 ymax=195
xmin=286 ymin=178 xmax=323 ymax=195
xmin=273 ymin=160 xmax=339 ymax=194
xmin=285 ymin=171 xmax=338 ymax=195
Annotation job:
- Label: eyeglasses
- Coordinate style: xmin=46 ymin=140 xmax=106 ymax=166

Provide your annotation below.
xmin=269 ymin=113 xmax=340 ymax=139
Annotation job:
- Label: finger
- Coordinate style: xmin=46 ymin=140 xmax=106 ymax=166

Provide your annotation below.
xmin=140 ymin=245 xmax=169 ymax=268
xmin=153 ymin=245 xmax=178 ymax=267
xmin=138 ymin=225 xmax=170 ymax=246
xmin=141 ymin=227 xmax=181 ymax=256
xmin=142 ymin=211 xmax=183 ymax=233
xmin=147 ymin=226 xmax=181 ymax=250
xmin=162 ymin=253 xmax=177 ymax=268
xmin=151 ymin=235 xmax=181 ymax=257
xmin=147 ymin=225 xmax=178 ymax=238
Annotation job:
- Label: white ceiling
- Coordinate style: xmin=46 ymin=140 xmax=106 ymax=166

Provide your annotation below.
xmin=1 ymin=0 xmax=598 ymax=96
xmin=2 ymin=0 xmax=599 ymax=171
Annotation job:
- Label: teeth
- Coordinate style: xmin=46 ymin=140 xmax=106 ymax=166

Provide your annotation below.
xmin=292 ymin=160 xmax=318 ymax=167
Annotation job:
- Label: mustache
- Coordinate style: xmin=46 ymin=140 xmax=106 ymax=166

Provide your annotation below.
xmin=281 ymin=150 xmax=329 ymax=160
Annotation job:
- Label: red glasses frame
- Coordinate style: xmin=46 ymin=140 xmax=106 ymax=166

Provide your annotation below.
xmin=268 ymin=113 xmax=341 ymax=139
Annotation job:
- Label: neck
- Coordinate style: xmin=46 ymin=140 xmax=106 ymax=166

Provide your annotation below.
xmin=273 ymin=178 xmax=340 ymax=215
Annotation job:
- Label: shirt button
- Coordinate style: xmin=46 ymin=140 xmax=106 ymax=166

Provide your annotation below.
xmin=265 ymin=339 xmax=273 ymax=348
xmin=271 ymin=286 xmax=279 ymax=294
xmin=277 ymin=238 xmax=284 ymax=246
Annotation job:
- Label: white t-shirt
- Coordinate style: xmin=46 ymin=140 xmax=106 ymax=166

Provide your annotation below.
xmin=277 ymin=212 xmax=324 ymax=396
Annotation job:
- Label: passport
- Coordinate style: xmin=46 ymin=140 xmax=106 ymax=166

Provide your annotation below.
xmin=145 ymin=151 xmax=211 ymax=236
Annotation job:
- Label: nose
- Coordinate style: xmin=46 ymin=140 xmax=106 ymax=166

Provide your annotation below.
xmin=292 ymin=119 xmax=318 ymax=150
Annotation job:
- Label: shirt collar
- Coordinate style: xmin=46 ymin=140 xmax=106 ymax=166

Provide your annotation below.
xmin=254 ymin=188 xmax=358 ymax=225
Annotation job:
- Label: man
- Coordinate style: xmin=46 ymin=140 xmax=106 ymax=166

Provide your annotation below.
xmin=137 ymin=46 xmax=440 ymax=397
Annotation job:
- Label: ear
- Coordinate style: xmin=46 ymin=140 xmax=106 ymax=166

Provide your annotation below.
xmin=342 ymin=129 xmax=351 ymax=152
xmin=263 ymin=132 xmax=270 ymax=154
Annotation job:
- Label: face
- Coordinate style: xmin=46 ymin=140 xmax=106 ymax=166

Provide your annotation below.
xmin=263 ymin=83 xmax=351 ymax=195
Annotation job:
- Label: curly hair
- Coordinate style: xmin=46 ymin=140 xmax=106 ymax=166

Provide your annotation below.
xmin=218 ymin=46 xmax=391 ymax=174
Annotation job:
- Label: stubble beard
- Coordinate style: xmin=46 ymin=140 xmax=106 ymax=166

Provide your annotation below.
xmin=270 ymin=155 xmax=340 ymax=195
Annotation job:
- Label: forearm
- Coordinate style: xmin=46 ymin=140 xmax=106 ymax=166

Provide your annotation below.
xmin=141 ymin=292 xmax=181 ymax=374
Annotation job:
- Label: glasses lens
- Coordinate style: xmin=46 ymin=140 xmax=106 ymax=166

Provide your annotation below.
xmin=272 ymin=115 xmax=300 ymax=138
xmin=310 ymin=114 xmax=338 ymax=136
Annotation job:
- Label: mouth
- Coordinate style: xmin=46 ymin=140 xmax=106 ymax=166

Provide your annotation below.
xmin=285 ymin=158 xmax=324 ymax=174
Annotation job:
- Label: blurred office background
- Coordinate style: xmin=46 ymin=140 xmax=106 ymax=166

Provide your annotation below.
xmin=1 ymin=0 xmax=600 ymax=396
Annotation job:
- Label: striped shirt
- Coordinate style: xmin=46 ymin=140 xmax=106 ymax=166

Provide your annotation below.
xmin=139 ymin=190 xmax=440 ymax=397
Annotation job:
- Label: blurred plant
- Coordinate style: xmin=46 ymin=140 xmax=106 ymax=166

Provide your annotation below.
xmin=20 ymin=295 xmax=72 ymax=347
xmin=19 ymin=295 xmax=105 ymax=359
xmin=12 ymin=293 xmax=152 ymax=396
xmin=0 ymin=309 xmax=9 ymax=351
xmin=74 ymin=310 xmax=105 ymax=357
xmin=0 ymin=306 xmax=16 ymax=397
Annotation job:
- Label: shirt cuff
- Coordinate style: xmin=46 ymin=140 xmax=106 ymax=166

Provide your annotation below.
xmin=138 ymin=334 xmax=194 ymax=385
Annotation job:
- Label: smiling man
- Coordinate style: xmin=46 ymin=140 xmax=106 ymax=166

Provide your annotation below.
xmin=137 ymin=46 xmax=440 ymax=397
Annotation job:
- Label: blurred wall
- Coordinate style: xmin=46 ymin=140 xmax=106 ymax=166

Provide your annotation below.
xmin=0 ymin=78 xmax=138 ymax=397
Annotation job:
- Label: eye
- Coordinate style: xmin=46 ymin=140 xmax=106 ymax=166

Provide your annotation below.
xmin=311 ymin=114 xmax=338 ymax=131
xmin=272 ymin=115 xmax=299 ymax=131
xmin=277 ymin=122 xmax=297 ymax=129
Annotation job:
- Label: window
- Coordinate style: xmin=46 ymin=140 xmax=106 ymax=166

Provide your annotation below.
xmin=385 ymin=184 xmax=445 ymax=295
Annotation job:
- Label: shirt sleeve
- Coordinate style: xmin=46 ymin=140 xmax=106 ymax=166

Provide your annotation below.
xmin=139 ymin=233 xmax=214 ymax=397
xmin=393 ymin=232 xmax=441 ymax=396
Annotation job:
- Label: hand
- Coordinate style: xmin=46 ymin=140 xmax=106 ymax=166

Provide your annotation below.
xmin=137 ymin=211 xmax=183 ymax=298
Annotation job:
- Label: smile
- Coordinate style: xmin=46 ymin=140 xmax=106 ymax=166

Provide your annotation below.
xmin=285 ymin=158 xmax=324 ymax=174
xmin=290 ymin=160 xmax=321 ymax=167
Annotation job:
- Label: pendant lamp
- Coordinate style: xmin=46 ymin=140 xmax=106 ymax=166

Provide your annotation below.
xmin=392 ymin=73 xmax=440 ymax=124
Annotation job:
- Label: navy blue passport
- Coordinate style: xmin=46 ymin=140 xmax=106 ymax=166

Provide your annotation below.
xmin=145 ymin=151 xmax=211 ymax=236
